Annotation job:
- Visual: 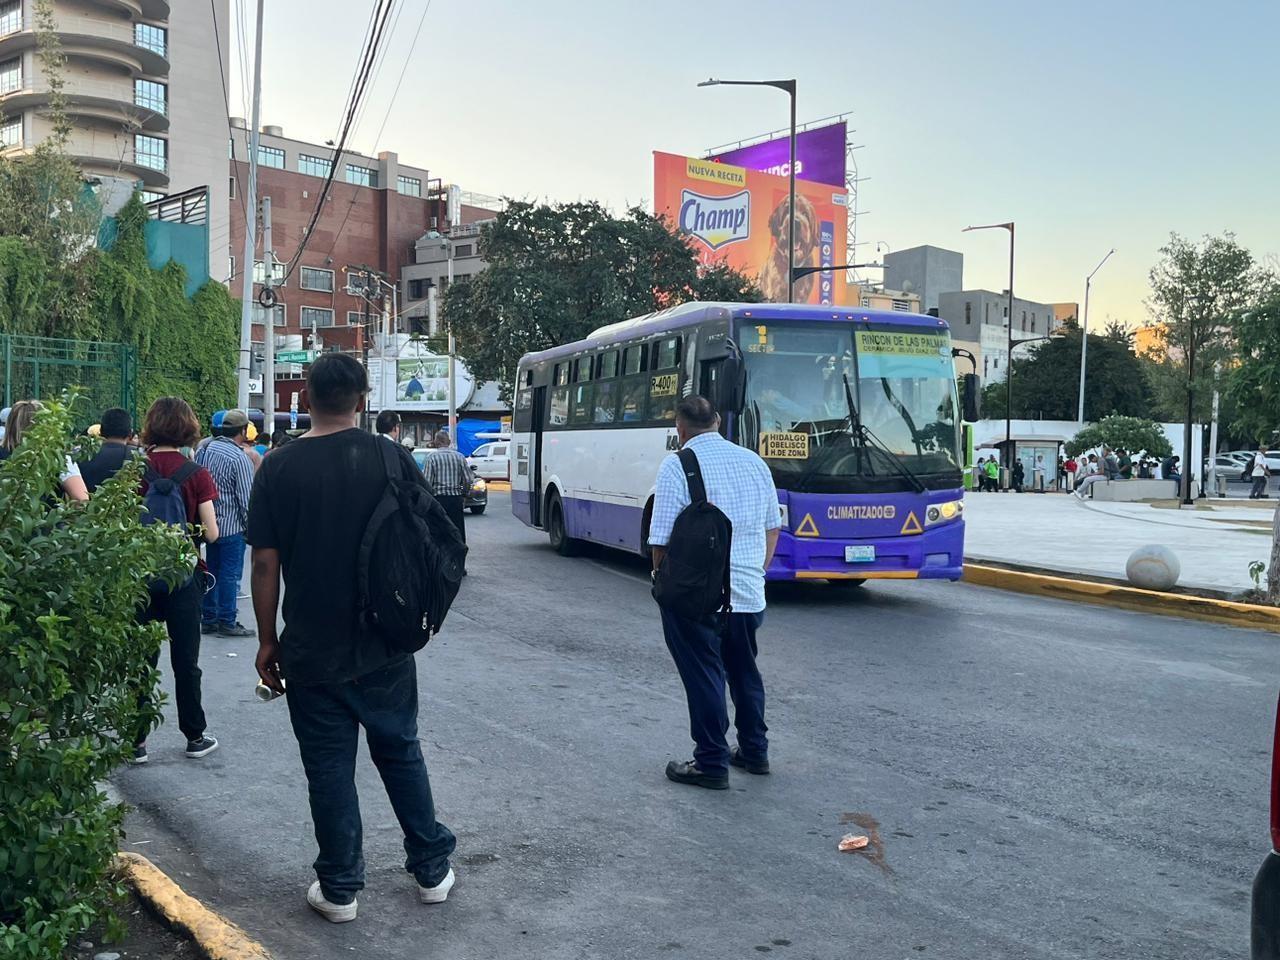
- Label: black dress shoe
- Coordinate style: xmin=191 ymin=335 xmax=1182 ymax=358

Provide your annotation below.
xmin=665 ymin=759 xmax=728 ymax=790
xmin=729 ymin=746 xmax=770 ymax=775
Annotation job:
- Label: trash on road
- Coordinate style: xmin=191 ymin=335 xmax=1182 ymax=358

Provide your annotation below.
xmin=838 ymin=834 xmax=869 ymax=852
xmin=226 ymin=652 xmax=238 ymax=658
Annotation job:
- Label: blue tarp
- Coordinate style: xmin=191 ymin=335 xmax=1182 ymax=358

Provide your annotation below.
xmin=455 ymin=419 xmax=502 ymax=456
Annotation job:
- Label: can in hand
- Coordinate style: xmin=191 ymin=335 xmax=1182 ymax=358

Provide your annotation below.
xmin=254 ymin=681 xmax=285 ymax=702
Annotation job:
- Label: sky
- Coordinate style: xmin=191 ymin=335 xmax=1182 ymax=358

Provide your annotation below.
xmin=228 ymin=0 xmax=1280 ymax=329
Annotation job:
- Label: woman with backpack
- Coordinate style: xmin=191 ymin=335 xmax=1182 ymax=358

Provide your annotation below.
xmin=134 ymin=397 xmax=221 ymax=764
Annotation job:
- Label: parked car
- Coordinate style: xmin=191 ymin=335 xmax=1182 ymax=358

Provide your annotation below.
xmin=1205 ymin=455 xmax=1251 ymax=482
xmin=467 ymin=441 xmax=510 ymax=481
xmin=412 ymin=448 xmax=489 ymax=515
xmin=1251 ymin=694 xmax=1280 ymax=958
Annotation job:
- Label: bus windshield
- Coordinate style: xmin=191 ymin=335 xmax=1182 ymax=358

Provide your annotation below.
xmin=739 ymin=320 xmax=962 ymax=493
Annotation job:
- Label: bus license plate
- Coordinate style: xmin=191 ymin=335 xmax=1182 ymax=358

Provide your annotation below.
xmin=845 ymin=545 xmax=876 ymax=563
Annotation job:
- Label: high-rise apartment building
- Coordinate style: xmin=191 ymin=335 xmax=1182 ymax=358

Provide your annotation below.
xmin=0 ymin=0 xmax=230 ymax=277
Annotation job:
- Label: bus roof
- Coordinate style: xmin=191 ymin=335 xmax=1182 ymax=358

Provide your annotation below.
xmin=519 ymin=301 xmax=951 ymax=367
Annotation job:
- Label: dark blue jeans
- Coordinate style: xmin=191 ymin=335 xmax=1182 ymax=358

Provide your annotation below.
xmin=660 ymin=609 xmax=768 ymax=777
xmin=286 ymin=655 xmax=455 ymax=905
xmin=202 ymin=533 xmax=246 ymax=626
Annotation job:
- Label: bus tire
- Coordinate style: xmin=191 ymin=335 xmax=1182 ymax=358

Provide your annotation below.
xmin=547 ymin=493 xmax=579 ymax=557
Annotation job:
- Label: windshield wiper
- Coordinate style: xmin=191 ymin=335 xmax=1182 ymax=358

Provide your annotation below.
xmin=843 ymin=374 xmax=927 ymax=493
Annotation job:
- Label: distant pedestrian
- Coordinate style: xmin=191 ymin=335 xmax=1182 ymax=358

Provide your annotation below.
xmin=1162 ymin=455 xmax=1182 ymax=484
xmin=983 ymin=457 xmax=1000 ymax=492
xmin=1250 ymin=444 xmax=1270 ymax=499
xmin=77 ymin=407 xmax=141 ymax=493
xmin=268 ymin=428 xmax=293 ymax=454
xmin=1012 ymin=460 xmax=1025 ymax=492
xmin=195 ymin=409 xmax=257 ymax=638
xmin=649 ymin=395 xmax=781 ymax=790
xmin=135 ymin=397 xmax=221 ymax=764
xmin=1118 ymin=448 xmax=1133 ymax=480
xmin=375 ymin=409 xmax=401 ymax=443
xmin=247 ymin=353 xmax=456 ymax=923
xmin=0 ymin=400 xmax=90 ymax=501
xmin=422 ymin=432 xmax=471 ymax=558
xmin=1063 ymin=455 xmax=1078 ymax=492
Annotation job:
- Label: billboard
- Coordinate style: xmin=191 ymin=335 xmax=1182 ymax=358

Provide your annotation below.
xmin=653 ymin=151 xmax=850 ymax=305
xmin=708 ymin=121 xmax=846 ymax=188
xmin=367 ymin=341 xmax=476 ymax=412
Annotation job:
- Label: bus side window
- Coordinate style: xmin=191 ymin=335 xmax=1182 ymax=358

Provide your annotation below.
xmin=619 ymin=376 xmax=648 ymax=422
xmin=554 ymin=363 xmax=569 ymax=387
xmin=574 ymin=356 xmax=593 ymax=382
xmin=593 ymin=380 xmax=618 ymax=424
xmin=549 ymin=386 xmax=570 ymax=427
xmin=649 ymin=370 xmax=678 ymax=423
xmin=570 ymin=382 xmax=594 ymax=425
xmin=622 ymin=345 xmax=643 ymax=376
xmin=656 ymin=336 xmax=680 ymax=371
xmin=599 ymin=350 xmax=619 ymax=380
xmin=513 ymin=385 xmax=533 ymax=432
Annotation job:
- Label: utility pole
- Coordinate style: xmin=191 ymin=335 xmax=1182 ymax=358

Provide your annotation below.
xmin=262 ymin=195 xmax=275 ymax=433
xmin=235 ymin=0 xmax=266 ymax=411
xmin=1077 ymin=248 xmax=1115 ymax=425
xmin=446 ymin=239 xmax=457 ymax=442
xmin=361 ymin=266 xmax=372 ymax=431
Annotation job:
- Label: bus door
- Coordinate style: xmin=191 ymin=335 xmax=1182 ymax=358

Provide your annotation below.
xmin=699 ymin=358 xmax=733 ymax=439
xmin=529 ymin=385 xmax=547 ymax=527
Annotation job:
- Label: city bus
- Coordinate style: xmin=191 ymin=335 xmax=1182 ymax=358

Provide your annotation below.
xmin=511 ymin=302 xmax=976 ymax=584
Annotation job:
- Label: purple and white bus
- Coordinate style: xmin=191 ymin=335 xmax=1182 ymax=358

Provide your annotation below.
xmin=511 ymin=302 xmax=971 ymax=585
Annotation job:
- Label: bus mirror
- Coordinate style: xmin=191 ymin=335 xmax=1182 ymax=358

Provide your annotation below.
xmin=727 ymin=360 xmax=748 ymax=414
xmin=962 ymin=373 xmax=981 ymax=423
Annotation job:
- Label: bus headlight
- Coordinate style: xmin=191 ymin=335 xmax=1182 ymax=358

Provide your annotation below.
xmin=925 ymin=500 xmax=963 ymax=526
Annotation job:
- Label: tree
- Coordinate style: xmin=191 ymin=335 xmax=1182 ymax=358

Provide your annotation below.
xmin=1065 ymin=415 xmax=1172 ymax=458
xmin=1225 ymin=296 xmax=1280 ymax=445
xmin=1143 ymin=232 xmax=1274 ymax=422
xmin=441 ymin=200 xmax=763 ymax=395
xmin=979 ymin=319 xmax=1152 ymax=420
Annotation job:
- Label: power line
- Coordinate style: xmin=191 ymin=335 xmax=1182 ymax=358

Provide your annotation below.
xmin=322 ymin=0 xmax=434 ymax=264
xmin=280 ymin=0 xmax=398 ymax=281
xmin=210 ymin=0 xmax=249 ymax=238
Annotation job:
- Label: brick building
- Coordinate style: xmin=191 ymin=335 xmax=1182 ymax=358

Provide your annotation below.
xmin=227 ymin=120 xmax=498 ymax=390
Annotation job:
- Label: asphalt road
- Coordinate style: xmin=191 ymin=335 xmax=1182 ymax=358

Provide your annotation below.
xmin=115 ymin=491 xmax=1278 ymax=960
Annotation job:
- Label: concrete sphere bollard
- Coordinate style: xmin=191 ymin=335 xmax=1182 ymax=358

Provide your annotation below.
xmin=1125 ymin=545 xmax=1181 ymax=591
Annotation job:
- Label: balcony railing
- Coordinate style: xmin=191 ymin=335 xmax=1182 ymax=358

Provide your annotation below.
xmin=0 ymin=14 xmax=169 ymax=71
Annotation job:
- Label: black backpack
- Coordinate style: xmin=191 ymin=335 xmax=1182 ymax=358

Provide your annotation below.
xmin=651 ymin=447 xmax=733 ymax=619
xmin=142 ymin=461 xmax=201 ymax=597
xmin=357 ymin=438 xmax=467 ymax=654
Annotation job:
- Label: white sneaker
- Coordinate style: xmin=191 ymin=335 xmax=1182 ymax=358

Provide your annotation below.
xmin=307 ymin=881 xmax=357 ymax=923
xmin=417 ymin=867 xmax=455 ymax=904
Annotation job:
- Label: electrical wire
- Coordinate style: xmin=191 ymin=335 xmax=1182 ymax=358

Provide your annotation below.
xmin=279 ymin=0 xmax=398 ymax=281
xmin=320 ymin=0 xmax=434 ymax=267
xmin=211 ymin=0 xmax=249 ymax=237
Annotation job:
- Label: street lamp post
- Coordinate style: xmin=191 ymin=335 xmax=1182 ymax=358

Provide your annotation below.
xmin=963 ymin=222 xmax=1015 ymax=471
xmin=699 ymin=77 xmax=797 ymax=303
xmin=791 ymin=262 xmax=883 ymax=283
xmin=1076 ymin=248 xmax=1115 ymax=424
xmin=1181 ymin=292 xmax=1203 ymax=507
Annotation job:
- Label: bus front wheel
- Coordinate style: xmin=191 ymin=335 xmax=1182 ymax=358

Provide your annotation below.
xmin=547 ymin=494 xmax=580 ymax=557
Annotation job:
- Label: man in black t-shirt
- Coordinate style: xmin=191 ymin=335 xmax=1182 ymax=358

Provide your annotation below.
xmin=247 ymin=353 xmax=456 ymax=924
xmin=78 ymin=407 xmax=141 ymax=493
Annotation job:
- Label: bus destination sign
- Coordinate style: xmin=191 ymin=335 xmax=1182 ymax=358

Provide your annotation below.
xmin=759 ymin=432 xmax=810 ymax=460
xmin=856 ymin=331 xmax=949 ymax=357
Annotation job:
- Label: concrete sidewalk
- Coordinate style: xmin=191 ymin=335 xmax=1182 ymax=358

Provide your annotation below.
xmin=963 ymin=491 xmax=1277 ymax=593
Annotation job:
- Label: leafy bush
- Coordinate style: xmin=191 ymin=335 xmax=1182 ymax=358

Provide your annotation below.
xmin=0 ymin=398 xmax=191 ymax=959
xmin=1066 ymin=415 xmax=1173 ymax=459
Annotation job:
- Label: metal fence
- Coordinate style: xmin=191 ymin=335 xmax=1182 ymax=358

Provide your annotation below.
xmin=0 ymin=335 xmax=137 ymax=428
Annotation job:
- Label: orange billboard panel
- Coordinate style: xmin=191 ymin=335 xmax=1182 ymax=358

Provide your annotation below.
xmin=653 ymin=151 xmax=850 ymax=306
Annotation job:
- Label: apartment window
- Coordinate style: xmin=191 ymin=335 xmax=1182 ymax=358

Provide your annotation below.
xmin=258 ymin=144 xmax=285 ymax=169
xmin=0 ymin=57 xmax=20 ymax=95
xmin=252 ymin=303 xmax=285 ymax=327
xmin=0 ymin=2 xmax=20 ymax=37
xmin=229 ymin=175 xmax=236 ymax=199
xmin=299 ymin=266 xmax=334 ymax=292
xmin=300 ymin=306 xmax=334 ymax=328
xmin=134 ymin=78 xmax=166 ymax=114
xmin=984 ymin=301 xmax=990 ymax=323
xmin=252 ymin=259 xmax=286 ymax=285
xmin=1021 ymin=309 xmax=1027 ymax=330
xmin=346 ymin=311 xmax=364 ymax=326
xmin=1031 ymin=313 xmax=1037 ymax=332
xmin=0 ymin=117 xmax=21 ymax=149
xmin=397 ymin=175 xmax=421 ymax=197
xmin=140 ymin=190 xmax=164 ymax=204
xmin=134 ymin=22 xmax=166 ymax=57
xmin=454 ymin=243 xmax=474 ymax=258
xmin=346 ymin=164 xmax=377 ymax=187
xmin=134 ymin=134 xmax=167 ymax=172
xmin=964 ymin=301 xmax=972 ymax=325
xmin=408 ymin=278 xmax=429 ymax=300
xmin=228 ymin=256 xmax=236 ymax=281
xmin=298 ymin=153 xmax=332 ymax=178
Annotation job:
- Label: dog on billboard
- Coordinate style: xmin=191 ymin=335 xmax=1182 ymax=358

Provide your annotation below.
xmin=759 ymin=193 xmax=818 ymax=303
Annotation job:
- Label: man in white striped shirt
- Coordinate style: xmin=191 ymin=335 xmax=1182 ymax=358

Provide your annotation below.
xmin=196 ymin=409 xmax=256 ymax=637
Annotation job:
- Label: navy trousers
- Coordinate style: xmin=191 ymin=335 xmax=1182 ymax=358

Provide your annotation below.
xmin=202 ymin=532 xmax=246 ymax=626
xmin=286 ymin=656 xmax=456 ymax=905
xmin=660 ymin=609 xmax=768 ymax=776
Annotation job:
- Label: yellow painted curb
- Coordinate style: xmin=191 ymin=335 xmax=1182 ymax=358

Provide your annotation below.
xmin=115 ymin=852 xmax=272 ymax=960
xmin=962 ymin=563 xmax=1280 ymax=633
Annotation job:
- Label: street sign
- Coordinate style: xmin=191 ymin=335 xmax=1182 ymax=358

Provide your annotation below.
xmin=276 ymin=350 xmax=314 ymax=363
xmin=289 ymin=391 xmax=299 ymax=430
